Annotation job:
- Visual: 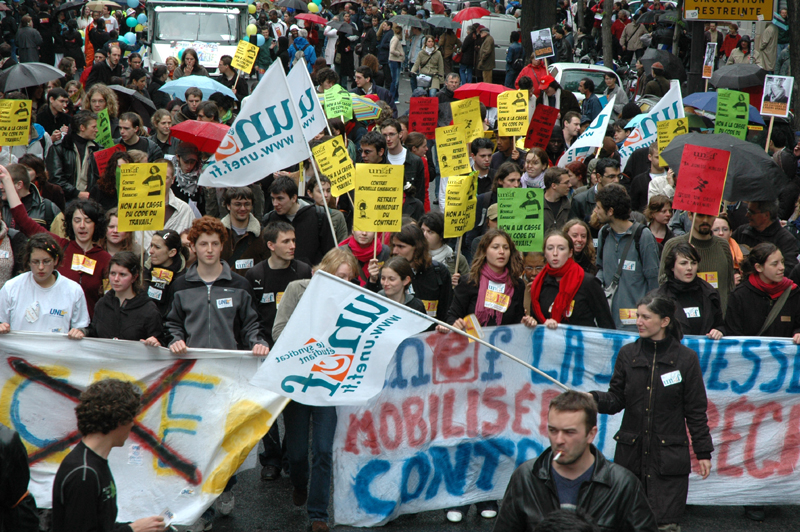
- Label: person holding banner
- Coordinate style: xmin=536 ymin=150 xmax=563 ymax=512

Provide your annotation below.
xmin=591 ymin=293 xmax=713 ymax=530
xmin=0 ymin=233 xmax=89 ymax=335
xmin=529 ymin=230 xmax=614 ymax=329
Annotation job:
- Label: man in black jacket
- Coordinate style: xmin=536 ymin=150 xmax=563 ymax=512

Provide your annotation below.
xmin=494 ymin=391 xmax=658 ymax=532
xmin=85 ymin=43 xmax=122 ymax=90
xmin=36 ymin=88 xmax=71 ymax=143
xmin=380 ymin=119 xmax=426 ymax=205
xmin=352 ymin=65 xmax=396 ymax=117
xmin=733 ymin=199 xmax=799 ymax=272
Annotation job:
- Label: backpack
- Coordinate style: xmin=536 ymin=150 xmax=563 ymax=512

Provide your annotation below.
xmin=597 ymin=222 xmax=646 ymax=264
xmin=510 ymin=44 xmax=525 ymax=72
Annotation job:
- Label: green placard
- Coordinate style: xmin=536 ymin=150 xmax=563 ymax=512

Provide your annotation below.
xmin=323 ymin=84 xmax=353 ymax=121
xmin=714 ymin=89 xmax=749 ymax=140
xmin=497 ymin=188 xmax=544 ymax=252
xmin=95 ymin=108 xmax=114 ymax=148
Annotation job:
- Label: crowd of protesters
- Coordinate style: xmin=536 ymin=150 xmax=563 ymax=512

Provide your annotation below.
xmin=1 ymin=0 xmax=798 ymax=531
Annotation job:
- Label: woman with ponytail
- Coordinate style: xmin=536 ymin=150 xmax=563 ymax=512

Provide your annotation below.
xmin=590 ymin=293 xmax=713 ymax=530
xmin=725 ymin=242 xmax=800 ymax=341
xmin=529 ymin=230 xmax=614 ymax=329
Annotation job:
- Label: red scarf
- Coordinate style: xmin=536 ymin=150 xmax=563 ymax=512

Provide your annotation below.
xmin=530 ymin=258 xmax=585 ymax=323
xmin=341 ymin=236 xmax=377 ymax=286
xmin=476 ymin=264 xmax=515 ymax=326
xmin=748 ymin=274 xmax=796 ymax=299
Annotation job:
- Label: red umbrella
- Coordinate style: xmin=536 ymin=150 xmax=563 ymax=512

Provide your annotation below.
xmin=430 ymin=0 xmax=445 ymax=14
xmin=170 ymin=121 xmax=230 ymax=154
xmin=296 ymin=13 xmax=329 ymax=26
xmin=454 ymin=82 xmax=507 ymax=108
xmin=452 ymin=6 xmax=490 ymax=23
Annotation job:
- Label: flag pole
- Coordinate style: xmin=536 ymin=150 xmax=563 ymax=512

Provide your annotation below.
xmin=765 ymin=115 xmax=775 ymax=153
xmin=689 ymin=211 xmax=697 ymax=245
xmin=454 ymin=235 xmax=463 ymax=276
xmin=310 ymin=160 xmax=339 ymax=246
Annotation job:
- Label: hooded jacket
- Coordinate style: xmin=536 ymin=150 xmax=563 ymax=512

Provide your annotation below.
xmin=221 ymin=213 xmax=269 ymax=277
xmin=262 ymin=199 xmax=336 ymax=267
xmin=493 ymin=445 xmax=658 ymax=532
xmin=165 ymin=261 xmax=266 ymax=350
xmin=143 ymin=253 xmax=186 ymax=317
xmin=85 ymin=290 xmax=164 ymax=344
xmin=288 ymin=36 xmax=316 ymax=72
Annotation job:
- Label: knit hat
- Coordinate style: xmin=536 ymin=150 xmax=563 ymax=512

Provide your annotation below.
xmin=479 ymin=26 xmax=489 ymax=34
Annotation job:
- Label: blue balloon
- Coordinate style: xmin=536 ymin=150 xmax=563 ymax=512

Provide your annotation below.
xmin=126 ymin=16 xmax=137 ymax=28
xmin=127 ymin=0 xmax=138 ymax=7
xmin=137 ymin=13 xmax=147 ymax=24
xmin=125 ymin=31 xmax=136 ymax=45
xmin=256 ymin=34 xmax=265 ymax=46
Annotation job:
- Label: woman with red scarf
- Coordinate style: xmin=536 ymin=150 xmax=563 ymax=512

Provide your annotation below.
xmin=530 ymin=230 xmax=615 ymax=329
xmin=341 ymin=231 xmax=390 ymax=287
xmin=725 ymin=242 xmax=800 ymax=341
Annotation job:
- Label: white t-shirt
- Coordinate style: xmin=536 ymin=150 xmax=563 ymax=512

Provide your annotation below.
xmin=387 ymin=147 xmax=407 ymax=166
xmin=102 ymin=15 xmax=119 ymax=33
xmin=0 ymin=272 xmax=90 ymax=333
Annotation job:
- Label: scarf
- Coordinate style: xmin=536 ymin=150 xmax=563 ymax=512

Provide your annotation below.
xmin=341 ymin=235 xmax=376 ymax=286
xmin=530 ymin=258 xmax=584 ymax=323
xmin=476 ymin=263 xmax=514 ymax=326
xmin=425 ymin=46 xmax=434 ymax=54
xmin=749 ymin=274 xmax=796 ymax=299
xmin=430 ymin=244 xmax=453 ymax=265
xmin=521 ymin=171 xmax=545 ymax=188
xmin=666 ymin=275 xmax=702 ymax=294
xmin=174 ymin=164 xmax=200 ymax=197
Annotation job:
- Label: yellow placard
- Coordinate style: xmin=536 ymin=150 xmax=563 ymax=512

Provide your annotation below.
xmin=444 ymin=172 xmax=477 ymax=238
xmin=450 ymin=97 xmax=483 ymax=144
xmin=353 ymin=164 xmax=404 ymax=232
xmin=231 ymin=40 xmax=260 ymax=74
xmin=117 ymin=163 xmax=168 ymax=232
xmin=657 ymin=117 xmax=688 ymax=167
xmin=0 ymin=100 xmax=32 ymax=146
xmin=311 ymin=135 xmax=355 ymax=197
xmin=436 ymin=125 xmax=471 ymax=177
xmin=497 ymin=90 xmax=529 ymax=137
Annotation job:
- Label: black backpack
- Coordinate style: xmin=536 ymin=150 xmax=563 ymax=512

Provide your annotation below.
xmin=597 ymin=222 xmax=646 ymax=264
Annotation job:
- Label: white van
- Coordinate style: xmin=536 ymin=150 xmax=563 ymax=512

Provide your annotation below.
xmin=459 ymin=14 xmax=519 ymax=74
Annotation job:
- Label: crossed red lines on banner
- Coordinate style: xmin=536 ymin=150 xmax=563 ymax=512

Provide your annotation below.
xmin=8 ymin=356 xmax=204 ymax=485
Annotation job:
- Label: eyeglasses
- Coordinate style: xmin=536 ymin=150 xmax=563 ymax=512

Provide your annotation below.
xmin=31 ymin=259 xmax=54 ymax=267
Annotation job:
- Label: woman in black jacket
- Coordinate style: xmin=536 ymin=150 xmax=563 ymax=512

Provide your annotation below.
xmin=72 ymin=251 xmax=164 ymax=344
xmin=143 ymin=229 xmax=187 ymax=317
xmin=591 ymin=293 xmax=713 ymax=529
xmin=529 ymin=230 xmax=615 ymax=329
xmin=62 ymin=19 xmax=85 ymax=73
xmin=725 ymin=242 xmax=800 ymax=341
xmin=656 ymin=241 xmax=724 ymax=338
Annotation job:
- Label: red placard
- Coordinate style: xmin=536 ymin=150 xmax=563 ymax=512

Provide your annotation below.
xmin=524 ymin=105 xmax=559 ymax=150
xmin=409 ymin=97 xmax=439 ymax=140
xmin=671 ymin=144 xmax=730 ymax=216
xmin=93 ymin=144 xmax=125 ymax=178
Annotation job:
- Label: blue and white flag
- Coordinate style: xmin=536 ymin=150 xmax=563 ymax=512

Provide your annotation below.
xmin=619 ymin=80 xmax=684 ymax=168
xmin=288 ymin=58 xmax=328 ymax=143
xmin=557 ymin=95 xmax=616 ymax=167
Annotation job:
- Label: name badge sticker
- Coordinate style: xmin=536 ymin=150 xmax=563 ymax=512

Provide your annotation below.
xmin=261 ymin=292 xmax=275 ymax=304
xmin=147 ymin=286 xmax=163 ymax=301
xmin=661 ymin=370 xmax=682 ymax=387
xmin=217 ymin=298 xmax=233 ymax=309
xmin=684 ymin=307 xmax=700 ymax=318
xmin=235 ymin=258 xmax=254 ymax=270
xmin=622 ymin=260 xmax=636 ymax=271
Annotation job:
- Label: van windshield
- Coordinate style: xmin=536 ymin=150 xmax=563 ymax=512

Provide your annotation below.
xmin=156 ymin=12 xmax=238 ymax=43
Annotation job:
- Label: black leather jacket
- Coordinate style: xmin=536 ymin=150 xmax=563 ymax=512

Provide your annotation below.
xmin=493 ymin=445 xmax=658 ymax=532
xmin=0 ymin=424 xmax=38 ymax=532
xmin=51 ymin=136 xmax=100 ymax=202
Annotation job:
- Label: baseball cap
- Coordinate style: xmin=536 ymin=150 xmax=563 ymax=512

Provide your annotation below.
xmin=487 ymin=204 xmax=498 ymax=221
xmin=538 ymin=74 xmax=556 ymax=91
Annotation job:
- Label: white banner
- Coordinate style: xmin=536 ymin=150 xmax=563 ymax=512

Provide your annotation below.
xmin=619 ymin=81 xmax=685 ymax=168
xmin=334 ymin=324 xmax=800 ymax=526
xmin=199 ymin=61 xmax=311 ymax=187
xmin=250 ymin=272 xmax=432 ymax=406
xmin=288 ymin=58 xmax=329 ymax=142
xmin=1 ymin=333 xmax=288 ymax=525
xmin=557 ymin=95 xmax=616 ymax=167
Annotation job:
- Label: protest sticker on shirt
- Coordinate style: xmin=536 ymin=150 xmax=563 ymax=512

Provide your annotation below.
xmin=657 ymin=117 xmax=689 ymax=167
xmin=497 ymin=188 xmax=544 ymax=252
xmin=352 ymin=164 xmax=403 ymax=232
xmin=671 ymin=144 xmax=730 ymax=216
xmin=117 ymin=163 xmax=167 ymax=232
xmin=0 ymin=99 xmax=31 ymax=146
xmin=444 ymin=172 xmax=477 ymax=238
xmin=311 ymin=135 xmax=355 ymax=197
xmin=436 ymin=124 xmax=470 ymax=177
xmin=484 ymin=280 xmax=510 ymax=312
xmin=231 ymin=39 xmax=259 ymax=74
xmin=409 ymin=97 xmax=438 ymax=140
xmin=524 ymin=104 xmax=559 ymax=150
xmin=324 ymin=84 xmax=353 ymax=121
xmin=95 ymin=108 xmax=114 ymax=148
xmin=71 ymin=254 xmax=97 ymax=275
xmin=497 ymin=90 xmax=529 ymax=137
xmin=714 ymin=89 xmax=749 ymax=140
xmin=450 ymin=97 xmax=483 ymax=143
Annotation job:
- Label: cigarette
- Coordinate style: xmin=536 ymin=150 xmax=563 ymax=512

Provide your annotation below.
xmin=553 ymin=451 xmax=562 ymax=461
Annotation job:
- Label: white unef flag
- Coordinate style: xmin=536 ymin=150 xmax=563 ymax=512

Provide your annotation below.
xmin=199 ymin=61 xmax=311 ymax=187
xmin=250 ymin=271 xmax=432 ymax=405
xmin=619 ymin=80 xmax=685 ymax=167
xmin=557 ymin=95 xmax=616 ymax=167
xmin=288 ymin=58 xmax=328 ymax=142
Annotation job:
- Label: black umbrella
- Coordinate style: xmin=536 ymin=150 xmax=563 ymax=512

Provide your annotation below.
xmin=427 ymin=16 xmax=461 ymax=30
xmin=327 ymin=20 xmax=355 ymax=35
xmin=389 ymin=14 xmax=429 ymax=29
xmin=276 ymin=0 xmax=309 ymax=12
xmin=658 ymin=8 xmax=681 ymax=24
xmin=0 ymin=62 xmax=64 ymax=92
xmin=660 ymin=132 xmax=785 ymax=202
xmin=640 ymin=48 xmax=686 ymax=82
xmin=55 ymin=0 xmax=87 ymax=14
xmin=710 ymin=64 xmax=767 ymax=90
xmin=636 ymin=10 xmax=661 ymax=24
xmin=108 ymin=85 xmax=157 ymax=120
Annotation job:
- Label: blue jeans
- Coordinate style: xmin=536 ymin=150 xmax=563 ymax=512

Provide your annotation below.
xmin=459 ymin=64 xmax=473 ymax=85
xmin=284 ymin=402 xmax=337 ymax=521
xmin=504 ymin=69 xmax=517 ymax=88
xmin=389 ymin=60 xmax=401 ymax=102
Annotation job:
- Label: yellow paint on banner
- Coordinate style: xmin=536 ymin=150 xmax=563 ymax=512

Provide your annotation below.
xmin=444 ymin=172 xmax=477 ymax=238
xmin=450 ymin=97 xmax=483 ymax=143
xmin=436 ymin=125 xmax=470 ymax=177
xmin=657 ymin=117 xmax=688 ymax=167
xmin=311 ymin=135 xmax=355 ymax=197
xmin=0 ymin=100 xmax=32 ymax=146
xmin=231 ymin=40 xmax=260 ymax=74
xmin=117 ymin=163 xmax=167 ymax=232
xmin=497 ymin=90 xmax=529 ymax=137
xmin=353 ymin=164 xmax=404 ymax=232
